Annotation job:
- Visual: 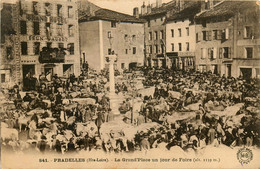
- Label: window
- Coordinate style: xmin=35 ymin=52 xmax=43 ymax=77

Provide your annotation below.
xmin=45 ymin=3 xmax=51 ymax=16
xmin=124 ymin=34 xmax=128 ymax=40
xmin=155 ymin=45 xmax=158 ymax=53
xmin=171 ymin=43 xmax=174 ymax=51
xmin=208 ymin=48 xmax=217 ymax=59
xmin=244 ymin=26 xmax=253 ymax=38
xmin=20 ymin=21 xmax=27 ymax=34
xmin=125 ymin=49 xmax=128 ymax=54
xmin=178 ymin=43 xmax=182 ymax=51
xmin=186 ymin=42 xmax=189 ymax=51
xmin=108 ymin=31 xmax=111 ymax=38
xmin=213 ymin=30 xmax=218 ymax=40
xmin=57 ymin=4 xmax=62 ymax=17
xmin=245 ymin=47 xmax=253 ymax=58
xmin=149 ymin=32 xmax=152 ymax=40
xmin=154 ymin=31 xmax=158 ymax=40
xmin=68 ymin=25 xmax=74 ymax=37
xmin=133 ymin=47 xmax=136 ymax=54
xmin=58 ymin=43 xmax=64 ymax=49
xmin=57 ymin=24 xmax=62 ymax=36
xmin=201 ymin=48 xmax=206 ymax=59
xmin=132 ymin=35 xmax=136 ymax=41
xmin=1 ymin=74 xmax=6 ymax=83
xmin=34 ymin=42 xmax=40 ymax=55
xmin=186 ymin=27 xmax=189 ymax=36
xmin=47 ymin=42 xmax=52 ymax=48
xmin=160 ymin=30 xmax=164 ymax=39
xmin=67 ymin=43 xmax=74 ymax=55
xmin=46 ymin=23 xmax=51 ymax=36
xmin=111 ymin=21 xmax=116 ymax=28
xmin=223 ymin=47 xmax=231 ymax=58
xmin=21 ymin=42 xmax=27 ymax=55
xmin=68 ymin=6 xmax=73 ymax=18
xmin=108 ymin=48 xmax=112 ymax=55
xmin=6 ymin=47 xmax=12 ymax=59
xmin=33 ymin=22 xmax=40 ymax=35
xmin=121 ymin=63 xmax=125 ymax=69
xmin=171 ymin=29 xmax=174 ymax=37
xmin=217 ymin=30 xmax=222 ymax=40
xmin=33 ymin=1 xmax=39 ymax=15
xmin=149 ymin=45 xmax=152 ymax=54
xmin=178 ymin=28 xmax=181 ymax=37
xmin=202 ymin=31 xmax=207 ymax=40
xmin=148 ymin=20 xmax=150 ymax=27
xmin=206 ymin=31 xmax=212 ymax=41
xmin=161 ymin=44 xmax=164 ymax=53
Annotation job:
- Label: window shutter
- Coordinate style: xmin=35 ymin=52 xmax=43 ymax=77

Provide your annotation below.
xmin=208 ymin=31 xmax=212 ymax=41
xmin=228 ymin=47 xmax=231 ymax=58
xmin=198 ymin=32 xmax=201 ymax=42
xmin=225 ymin=28 xmax=229 ymax=39
xmin=208 ymin=48 xmax=211 ymax=58
xmin=217 ymin=30 xmax=222 ymax=40
xmin=213 ymin=47 xmax=217 ymax=59
xmin=219 ymin=48 xmax=222 ymax=59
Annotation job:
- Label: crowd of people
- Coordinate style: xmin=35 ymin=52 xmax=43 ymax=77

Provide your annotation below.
xmin=0 ymin=67 xmax=259 ymax=155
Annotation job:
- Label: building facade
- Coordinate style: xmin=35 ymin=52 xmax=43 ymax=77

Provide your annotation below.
xmin=195 ymin=1 xmax=260 ymax=78
xmin=139 ymin=0 xmax=178 ymax=68
xmin=79 ymin=8 xmax=145 ymax=72
xmin=166 ymin=1 xmax=200 ymax=70
xmin=0 ymin=0 xmax=80 ymax=88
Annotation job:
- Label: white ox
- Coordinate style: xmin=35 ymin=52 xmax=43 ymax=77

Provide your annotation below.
xmin=1 ymin=122 xmax=18 ymax=142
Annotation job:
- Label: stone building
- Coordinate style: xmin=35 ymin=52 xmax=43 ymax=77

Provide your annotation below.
xmin=138 ymin=0 xmax=179 ymax=68
xmin=195 ymin=1 xmax=260 ymax=78
xmin=79 ymin=8 xmax=145 ymax=72
xmin=0 ymin=0 xmax=80 ymax=89
xmin=166 ymin=1 xmax=201 ymax=70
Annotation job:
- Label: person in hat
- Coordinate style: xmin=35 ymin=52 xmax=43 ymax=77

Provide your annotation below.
xmin=38 ymin=135 xmax=47 ymax=153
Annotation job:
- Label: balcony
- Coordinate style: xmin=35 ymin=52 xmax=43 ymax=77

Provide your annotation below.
xmin=39 ymin=47 xmax=65 ymax=63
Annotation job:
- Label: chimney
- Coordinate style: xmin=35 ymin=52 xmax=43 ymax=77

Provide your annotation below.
xmin=156 ymin=0 xmax=162 ymax=8
xmin=200 ymin=0 xmax=206 ymax=12
xmin=179 ymin=0 xmax=184 ymax=11
xmin=147 ymin=4 xmax=152 ymax=13
xmin=201 ymin=0 xmax=214 ymax=11
xmin=133 ymin=7 xmax=139 ymax=18
xmin=141 ymin=2 xmax=147 ymax=15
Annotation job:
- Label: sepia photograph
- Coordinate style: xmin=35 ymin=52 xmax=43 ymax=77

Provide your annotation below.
xmin=0 ymin=0 xmax=260 ymax=168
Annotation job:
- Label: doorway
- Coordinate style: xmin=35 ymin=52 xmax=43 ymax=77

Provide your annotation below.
xmin=22 ymin=65 xmax=35 ymax=90
xmin=240 ymin=68 xmax=252 ymax=79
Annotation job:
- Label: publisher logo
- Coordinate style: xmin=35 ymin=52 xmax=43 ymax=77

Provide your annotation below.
xmin=237 ymin=148 xmax=253 ymax=165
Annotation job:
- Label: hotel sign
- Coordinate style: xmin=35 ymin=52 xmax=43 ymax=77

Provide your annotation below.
xmin=28 ymin=35 xmax=68 ymax=42
xmin=26 ymin=14 xmax=67 ymax=24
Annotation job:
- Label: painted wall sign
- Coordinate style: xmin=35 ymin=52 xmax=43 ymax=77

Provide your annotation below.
xmin=28 ymin=35 xmax=68 ymax=42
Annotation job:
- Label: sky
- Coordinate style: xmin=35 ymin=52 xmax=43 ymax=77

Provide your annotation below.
xmin=88 ymin=0 xmax=172 ymax=15
xmin=0 ymin=0 xmax=172 ymax=15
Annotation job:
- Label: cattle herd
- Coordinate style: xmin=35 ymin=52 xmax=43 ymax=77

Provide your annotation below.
xmin=0 ymin=67 xmax=260 ymax=155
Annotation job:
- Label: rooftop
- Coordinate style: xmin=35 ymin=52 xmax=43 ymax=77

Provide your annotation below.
xmin=196 ymin=1 xmax=257 ymax=20
xmin=167 ymin=1 xmax=201 ymax=22
xmin=140 ymin=0 xmax=179 ymax=18
xmin=79 ymin=8 xmax=145 ymax=23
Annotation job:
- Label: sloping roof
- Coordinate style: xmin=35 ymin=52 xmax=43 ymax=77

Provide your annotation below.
xmin=141 ymin=1 xmax=179 ymax=18
xmin=167 ymin=1 xmax=201 ymax=22
xmin=79 ymin=8 xmax=145 ymax=23
xmin=196 ymin=1 xmax=256 ymax=20
xmin=78 ymin=0 xmax=101 ymax=18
